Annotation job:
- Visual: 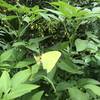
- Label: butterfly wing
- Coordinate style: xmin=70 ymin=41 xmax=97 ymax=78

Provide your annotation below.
xmin=41 ymin=51 xmax=61 ymax=73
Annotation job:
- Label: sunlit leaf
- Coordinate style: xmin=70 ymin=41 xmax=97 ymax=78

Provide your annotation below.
xmin=0 ymin=49 xmax=13 ymax=62
xmin=7 ymin=84 xmax=39 ymax=99
xmin=15 ymin=59 xmax=34 ymax=68
xmin=11 ymin=69 xmax=31 ymax=88
xmin=68 ymin=87 xmax=89 ymax=100
xmin=78 ymin=78 xmax=100 ymax=86
xmin=0 ymin=71 xmax=11 ymax=94
xmin=31 ymin=91 xmax=44 ymax=100
xmin=84 ymin=84 xmax=100 ymax=96
xmin=75 ymin=39 xmax=88 ymax=52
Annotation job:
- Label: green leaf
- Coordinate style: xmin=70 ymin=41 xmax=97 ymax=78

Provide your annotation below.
xmin=48 ymin=14 xmax=59 ymax=21
xmin=47 ymin=65 xmax=57 ymax=80
xmin=75 ymin=39 xmax=88 ymax=52
xmin=42 ymin=75 xmax=56 ymax=92
xmin=87 ymin=41 xmax=98 ymax=53
xmin=31 ymin=64 xmax=40 ymax=77
xmin=41 ymin=51 xmax=61 ymax=73
xmin=58 ymin=51 xmax=82 ymax=74
xmin=15 ymin=59 xmax=34 ymax=68
xmin=26 ymin=43 xmax=39 ymax=53
xmin=0 ymin=91 xmax=2 ymax=98
xmin=87 ymin=33 xmax=100 ymax=43
xmin=56 ymin=82 xmax=70 ymax=91
xmin=51 ymin=1 xmax=78 ymax=18
xmin=49 ymin=42 xmax=68 ymax=50
xmin=0 ymin=49 xmax=13 ymax=62
xmin=0 ymin=14 xmax=17 ymax=21
xmin=92 ymin=7 xmax=100 ymax=14
xmin=45 ymin=8 xmax=63 ymax=16
xmin=39 ymin=13 xmax=51 ymax=21
xmin=29 ymin=64 xmax=40 ymax=80
xmin=77 ymin=9 xmax=90 ymax=18
xmin=7 ymin=84 xmax=39 ymax=99
xmin=26 ymin=37 xmax=50 ymax=53
xmin=78 ymin=78 xmax=100 ymax=86
xmin=31 ymin=91 xmax=44 ymax=100
xmin=29 ymin=36 xmax=51 ymax=43
xmin=13 ymin=41 xmax=26 ymax=47
xmin=23 ymin=16 xmax=31 ymax=23
xmin=11 ymin=69 xmax=31 ymax=88
xmin=44 ymin=9 xmax=63 ymax=21
xmin=68 ymin=87 xmax=89 ymax=100
xmin=0 ymin=71 xmax=11 ymax=94
xmin=0 ymin=0 xmax=17 ymax=12
xmin=58 ymin=60 xmax=82 ymax=74
xmin=95 ymin=52 xmax=100 ymax=61
xmin=0 ymin=0 xmax=30 ymax=13
xmin=84 ymin=84 xmax=100 ymax=96
xmin=0 ymin=63 xmax=11 ymax=68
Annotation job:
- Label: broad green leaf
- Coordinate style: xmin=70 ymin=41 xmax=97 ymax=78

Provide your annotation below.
xmin=78 ymin=78 xmax=100 ymax=86
xmin=26 ymin=36 xmax=50 ymax=53
xmin=31 ymin=91 xmax=44 ymax=100
xmin=41 ymin=51 xmax=61 ymax=73
xmin=0 ymin=71 xmax=11 ymax=94
xmin=9 ymin=48 xmax=26 ymax=62
xmin=47 ymin=65 xmax=57 ymax=80
xmin=92 ymin=7 xmax=100 ymax=14
xmin=30 ymin=64 xmax=40 ymax=80
xmin=51 ymin=1 xmax=92 ymax=19
xmin=0 ymin=49 xmax=13 ymax=62
xmin=31 ymin=64 xmax=40 ymax=76
xmin=58 ymin=60 xmax=82 ymax=74
xmin=84 ymin=84 xmax=100 ymax=96
xmin=51 ymin=1 xmax=78 ymax=18
xmin=56 ymin=82 xmax=71 ymax=91
xmin=75 ymin=39 xmax=88 ymax=52
xmin=15 ymin=59 xmax=34 ymax=68
xmin=58 ymin=51 xmax=82 ymax=74
xmin=11 ymin=69 xmax=31 ymax=88
xmin=77 ymin=9 xmax=90 ymax=18
xmin=7 ymin=84 xmax=39 ymax=99
xmin=95 ymin=52 xmax=100 ymax=61
xmin=49 ymin=42 xmax=68 ymax=50
xmin=26 ymin=43 xmax=39 ymax=53
xmin=87 ymin=41 xmax=98 ymax=53
xmin=68 ymin=87 xmax=89 ymax=100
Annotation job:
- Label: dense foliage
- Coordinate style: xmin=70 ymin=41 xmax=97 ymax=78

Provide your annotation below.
xmin=0 ymin=0 xmax=100 ymax=100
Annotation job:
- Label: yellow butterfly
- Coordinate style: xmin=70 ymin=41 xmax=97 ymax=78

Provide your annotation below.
xmin=41 ymin=51 xmax=61 ymax=73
